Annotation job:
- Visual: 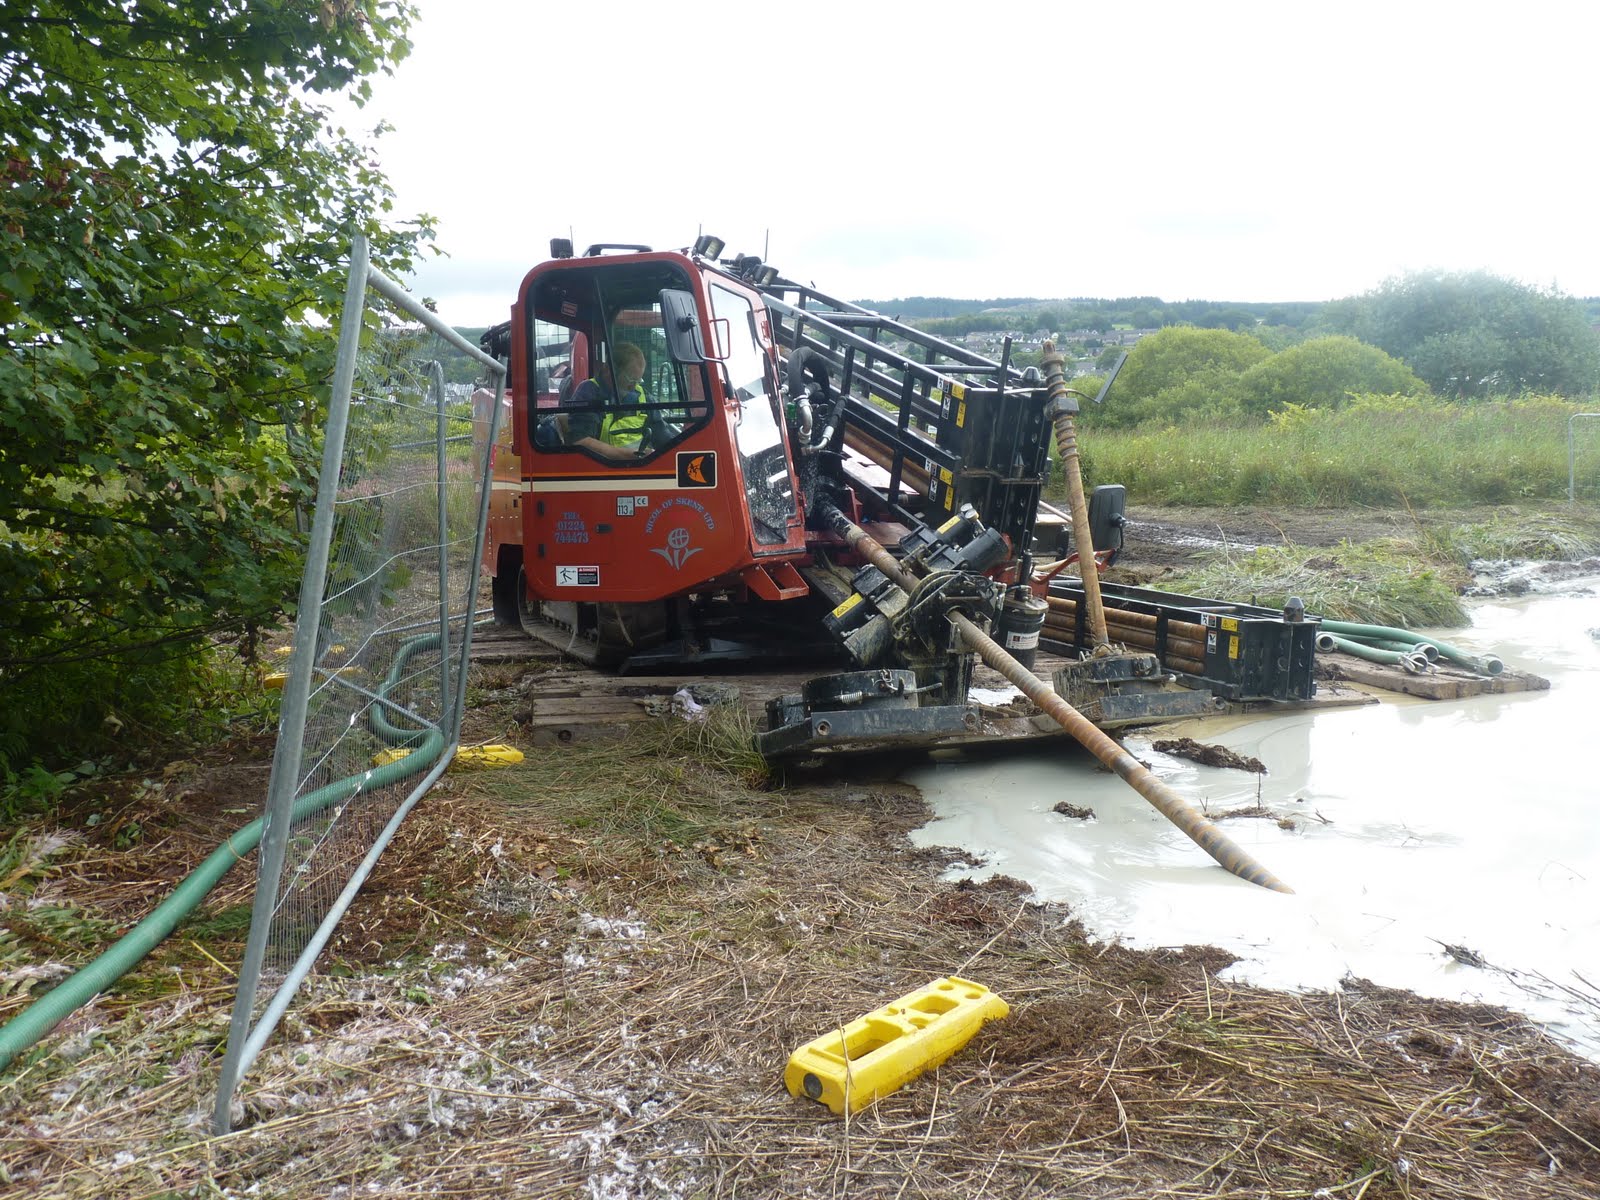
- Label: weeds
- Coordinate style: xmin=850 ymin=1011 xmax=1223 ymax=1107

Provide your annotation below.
xmin=0 ymin=637 xmax=278 ymax=778
xmin=1075 ymin=394 xmax=1588 ymax=508
xmin=0 ymin=827 xmax=79 ymax=892
xmin=1428 ymin=509 xmax=1600 ymax=564
xmin=1158 ymin=537 xmax=1472 ymax=627
xmin=0 ymin=761 xmax=86 ymax=825
xmin=481 ymin=702 xmax=770 ymax=850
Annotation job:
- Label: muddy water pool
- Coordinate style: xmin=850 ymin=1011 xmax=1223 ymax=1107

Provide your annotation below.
xmin=907 ymin=577 xmax=1600 ymax=1055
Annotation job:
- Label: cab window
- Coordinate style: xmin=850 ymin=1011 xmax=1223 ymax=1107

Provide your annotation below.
xmin=526 ymin=263 xmax=710 ymax=467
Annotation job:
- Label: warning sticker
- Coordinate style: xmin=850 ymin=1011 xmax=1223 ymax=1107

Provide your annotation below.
xmin=555 ymin=565 xmax=600 ymax=587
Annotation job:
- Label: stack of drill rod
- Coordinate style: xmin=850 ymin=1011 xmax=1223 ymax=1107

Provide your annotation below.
xmin=1042 ymin=595 xmax=1207 ymax=675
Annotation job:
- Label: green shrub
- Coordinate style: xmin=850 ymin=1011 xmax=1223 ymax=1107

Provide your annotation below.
xmin=1236 ymin=336 xmax=1427 ymax=416
xmin=1087 ymin=327 xmax=1268 ymax=430
xmin=0 ymin=640 xmax=273 ymax=775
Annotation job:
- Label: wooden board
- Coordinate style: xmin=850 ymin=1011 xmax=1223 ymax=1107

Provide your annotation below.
xmin=1316 ymin=653 xmax=1550 ymax=701
xmin=467 ymin=624 xmax=1534 ymax=757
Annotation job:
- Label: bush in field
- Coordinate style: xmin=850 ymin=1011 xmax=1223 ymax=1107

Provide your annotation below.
xmin=1092 ymin=327 xmax=1270 ymax=429
xmin=0 ymin=2 xmax=429 ymax=770
xmin=1236 ymin=336 xmax=1427 ymax=416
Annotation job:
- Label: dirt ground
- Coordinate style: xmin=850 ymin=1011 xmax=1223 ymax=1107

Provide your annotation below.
xmin=1110 ymin=502 xmax=1600 ymax=595
xmin=4 ymin=506 xmax=1600 ymax=1198
xmin=1108 ymin=504 xmax=1434 ymax=579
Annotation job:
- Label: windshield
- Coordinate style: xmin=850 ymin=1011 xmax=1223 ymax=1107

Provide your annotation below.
xmin=710 ymin=283 xmax=795 ymax=544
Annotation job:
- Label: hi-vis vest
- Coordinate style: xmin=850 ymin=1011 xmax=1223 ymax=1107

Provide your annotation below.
xmin=597 ymin=380 xmax=647 ymax=445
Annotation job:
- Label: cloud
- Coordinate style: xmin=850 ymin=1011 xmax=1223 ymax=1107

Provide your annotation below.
xmin=345 ymin=0 xmax=1600 ymax=322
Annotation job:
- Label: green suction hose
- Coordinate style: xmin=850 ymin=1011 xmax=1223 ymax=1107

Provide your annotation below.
xmin=0 ymin=636 xmax=446 ymax=1072
xmin=1315 ymin=631 xmax=1430 ymax=672
xmin=1318 ymin=619 xmax=1504 ymax=676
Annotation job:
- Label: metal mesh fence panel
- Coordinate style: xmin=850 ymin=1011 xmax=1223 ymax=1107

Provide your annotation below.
xmin=1570 ymin=412 xmax=1600 ymax=504
xmin=214 ymin=237 xmax=505 ymax=1131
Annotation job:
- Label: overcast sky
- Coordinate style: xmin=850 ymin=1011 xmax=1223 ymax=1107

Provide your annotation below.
xmin=338 ymin=0 xmax=1599 ymax=325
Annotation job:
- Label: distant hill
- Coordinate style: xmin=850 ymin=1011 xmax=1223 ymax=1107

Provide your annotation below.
xmin=854 ymin=297 xmax=1325 ymax=336
xmin=851 ymin=297 xmax=1051 ymax=319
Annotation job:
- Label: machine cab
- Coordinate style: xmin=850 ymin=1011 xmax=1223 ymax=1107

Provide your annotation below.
xmin=509 ymin=248 xmax=806 ymax=606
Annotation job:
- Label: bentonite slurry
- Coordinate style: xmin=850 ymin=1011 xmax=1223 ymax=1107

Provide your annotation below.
xmin=908 ymin=576 xmax=1600 ymax=1057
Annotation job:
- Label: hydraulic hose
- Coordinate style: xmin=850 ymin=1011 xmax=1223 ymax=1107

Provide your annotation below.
xmin=1319 ymin=619 xmax=1503 ymax=676
xmin=0 ymin=636 xmax=447 ymax=1073
xmin=820 ymin=504 xmax=1292 ymax=894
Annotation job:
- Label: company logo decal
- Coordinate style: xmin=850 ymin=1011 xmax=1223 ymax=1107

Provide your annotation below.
xmin=677 ymin=451 xmax=716 ymax=488
xmin=645 ymin=496 xmax=715 ymax=572
xmin=651 ymin=527 xmax=702 ymax=571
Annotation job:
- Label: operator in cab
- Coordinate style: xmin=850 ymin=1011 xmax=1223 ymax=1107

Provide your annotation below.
xmin=551 ymin=342 xmax=649 ymax=462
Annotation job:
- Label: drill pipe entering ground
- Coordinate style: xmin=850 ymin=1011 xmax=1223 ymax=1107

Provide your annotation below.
xmin=821 ymin=506 xmax=1293 ymax=895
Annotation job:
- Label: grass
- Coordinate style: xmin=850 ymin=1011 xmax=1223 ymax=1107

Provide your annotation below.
xmin=3 ymin=694 xmax=1598 ymax=1197
xmin=1139 ymin=504 xmax=1600 ymax=629
xmin=1076 ymin=394 xmax=1595 ymax=508
xmin=1427 ymin=508 xmax=1600 ymax=564
xmin=1159 ymin=537 xmax=1473 ymax=627
xmin=477 ymin=701 xmax=771 ymax=848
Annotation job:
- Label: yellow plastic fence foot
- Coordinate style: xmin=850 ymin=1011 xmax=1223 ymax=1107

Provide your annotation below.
xmin=272 ymin=643 xmax=345 ymax=659
xmin=785 ymin=976 xmax=1008 ymax=1114
xmin=370 ymin=744 xmax=524 ymax=769
xmin=452 ymin=744 xmax=524 ymax=769
xmin=264 ymin=662 xmax=361 ymax=691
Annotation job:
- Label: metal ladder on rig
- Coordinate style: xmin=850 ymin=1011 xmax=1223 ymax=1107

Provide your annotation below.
xmin=759 ymin=279 xmax=1053 ymax=552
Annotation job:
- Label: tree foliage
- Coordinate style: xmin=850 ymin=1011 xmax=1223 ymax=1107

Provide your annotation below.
xmin=1320 ymin=270 xmax=1600 ymax=398
xmin=0 ymin=1 xmax=428 ymax=765
xmin=903 ymin=297 xmax=1324 ymax=340
xmin=1235 ymin=336 xmax=1426 ymax=416
xmin=1090 ymin=327 xmax=1269 ymax=428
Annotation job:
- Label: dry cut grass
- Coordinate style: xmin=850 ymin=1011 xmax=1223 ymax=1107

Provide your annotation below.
xmin=3 ymin=701 xmax=1599 ymax=1198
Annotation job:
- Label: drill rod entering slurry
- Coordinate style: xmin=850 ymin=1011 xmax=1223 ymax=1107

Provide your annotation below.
xmin=821 ymin=507 xmax=1294 ymax=895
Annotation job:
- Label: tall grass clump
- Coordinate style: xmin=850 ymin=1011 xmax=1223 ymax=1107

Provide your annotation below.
xmin=1428 ymin=509 xmax=1600 ymax=564
xmin=1077 ymin=394 xmax=1582 ymax=508
xmin=1160 ymin=538 xmax=1471 ymax=628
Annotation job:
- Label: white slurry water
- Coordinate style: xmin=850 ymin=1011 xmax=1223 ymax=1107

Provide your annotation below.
xmin=908 ymin=576 xmax=1600 ymax=1056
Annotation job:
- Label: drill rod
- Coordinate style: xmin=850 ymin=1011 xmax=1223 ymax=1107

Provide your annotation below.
xmin=821 ymin=505 xmax=1293 ymax=894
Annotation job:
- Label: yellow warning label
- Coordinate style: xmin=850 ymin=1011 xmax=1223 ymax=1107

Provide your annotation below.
xmin=951 ymin=382 xmax=967 ymax=400
xmin=937 ymin=515 xmax=962 ymax=533
xmin=1228 ymin=635 xmax=1240 ymax=660
xmin=956 ymin=401 xmax=967 ymax=428
xmin=830 ymin=593 xmax=864 ymax=620
xmin=943 ymin=490 xmax=955 ymax=510
xmin=930 ymin=388 xmax=942 ymax=406
xmin=940 ymin=467 xmax=953 ymax=485
xmin=1222 ymin=617 xmax=1239 ymax=632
